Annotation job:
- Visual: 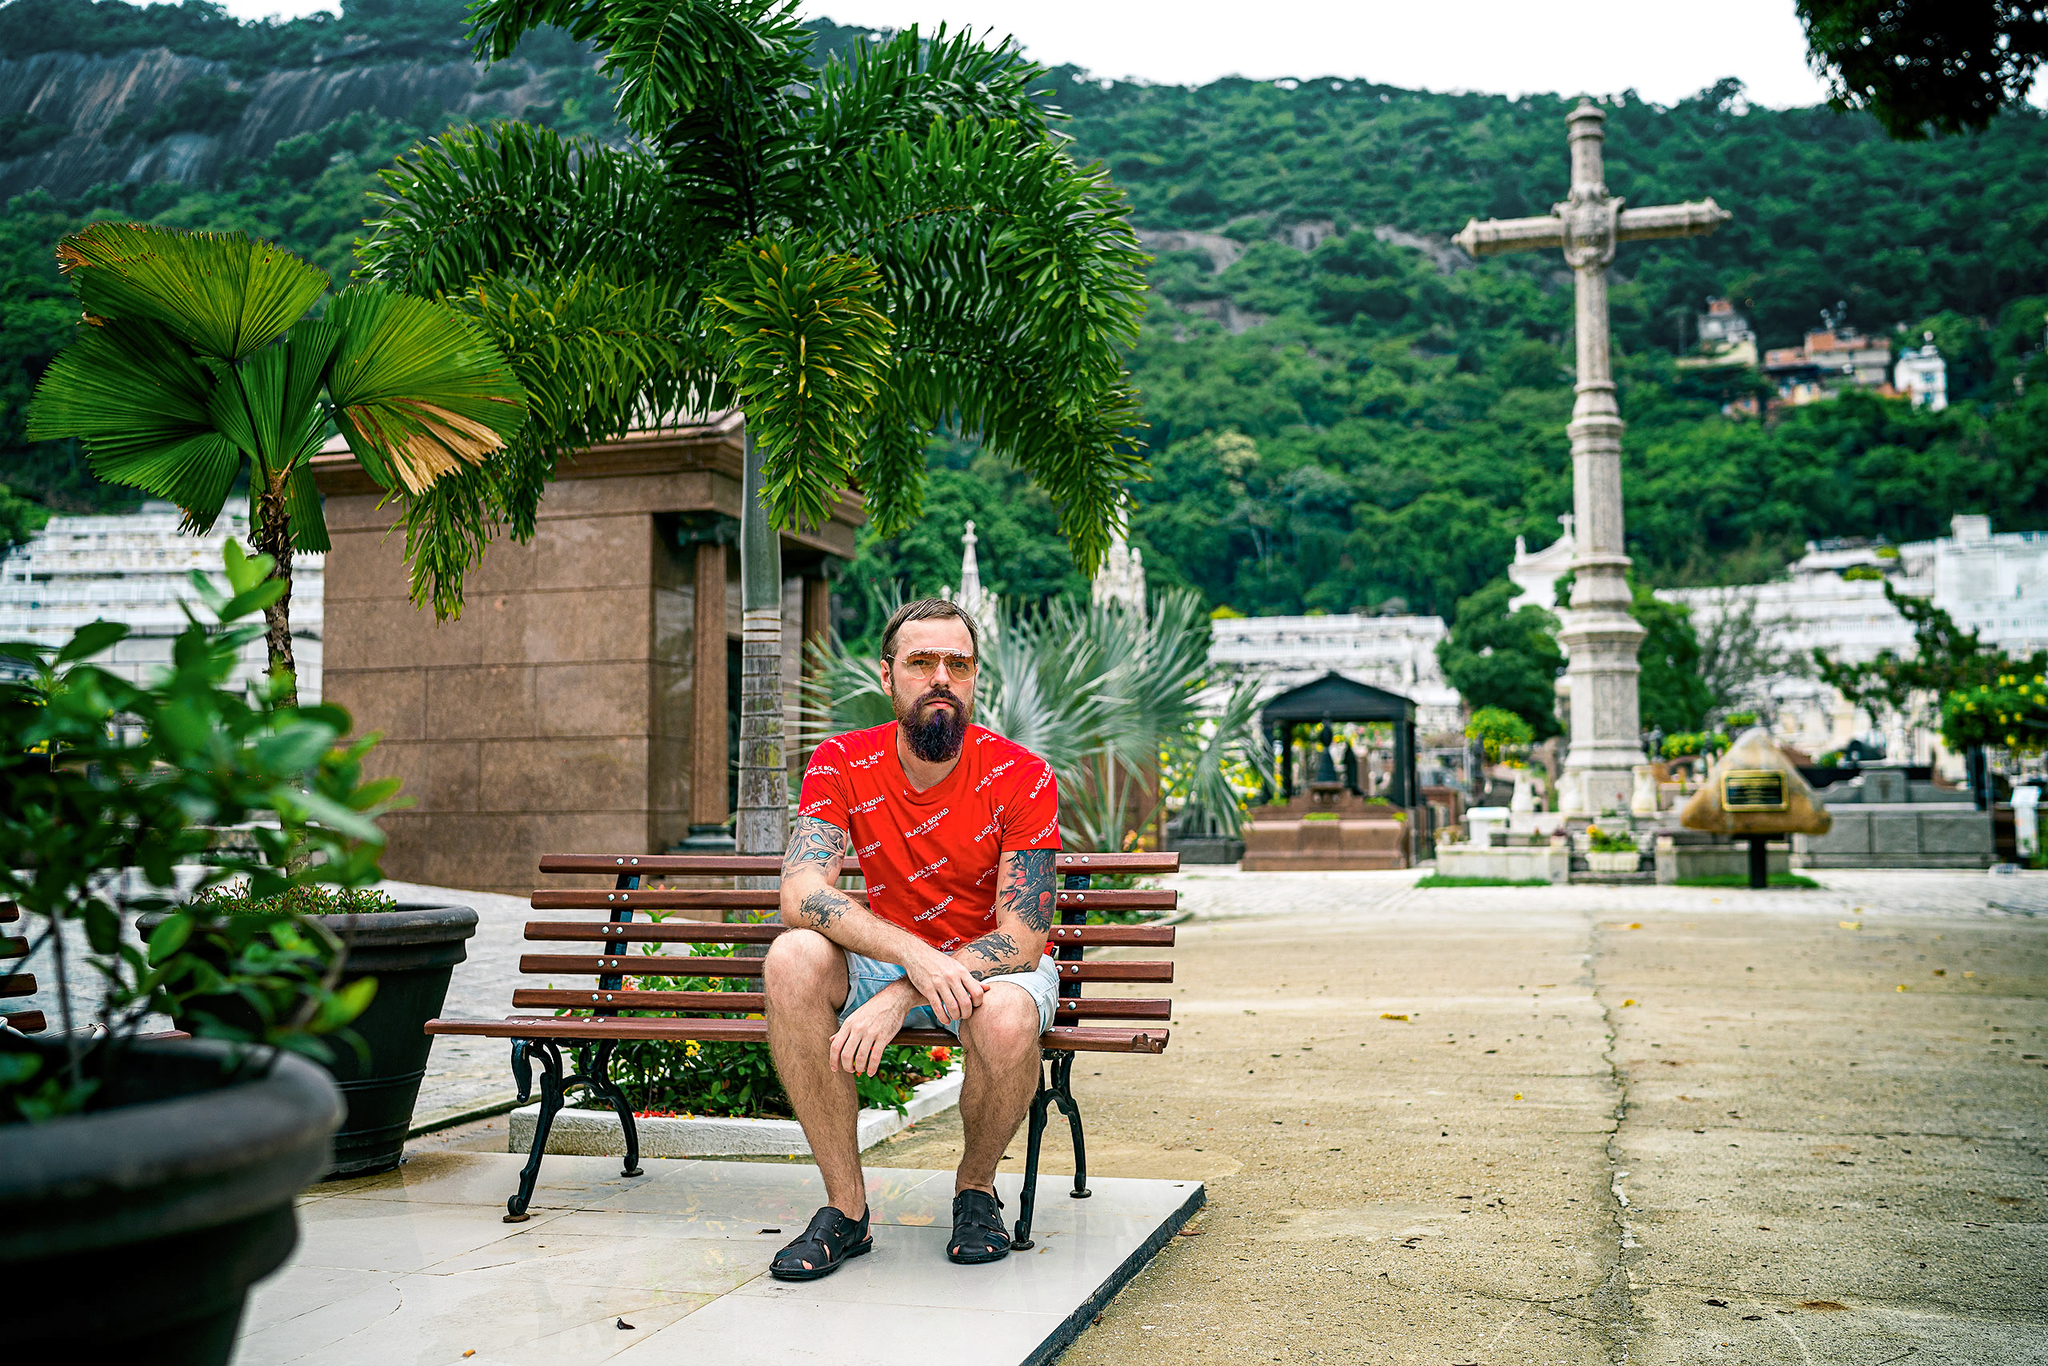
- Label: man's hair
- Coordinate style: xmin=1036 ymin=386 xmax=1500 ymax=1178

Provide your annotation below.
xmin=880 ymin=598 xmax=980 ymax=662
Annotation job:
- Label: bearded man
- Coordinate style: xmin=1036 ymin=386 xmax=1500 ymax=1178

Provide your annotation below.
xmin=763 ymin=598 xmax=1059 ymax=1280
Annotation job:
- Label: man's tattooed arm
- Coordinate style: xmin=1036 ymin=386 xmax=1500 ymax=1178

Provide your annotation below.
xmin=783 ymin=815 xmax=848 ymax=878
xmin=996 ymin=848 xmax=1057 ymax=934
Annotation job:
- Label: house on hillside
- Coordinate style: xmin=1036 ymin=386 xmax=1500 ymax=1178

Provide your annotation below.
xmin=1764 ymin=324 xmax=1894 ymax=406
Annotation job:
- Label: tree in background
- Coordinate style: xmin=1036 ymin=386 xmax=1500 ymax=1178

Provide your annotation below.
xmin=1942 ymin=668 xmax=2048 ymax=754
xmin=1465 ymin=706 xmax=1533 ymax=766
xmin=1631 ymin=583 xmax=1716 ymax=734
xmin=26 ymin=223 xmax=525 ymax=703
xmin=1815 ymin=580 xmax=2045 ymax=753
xmin=0 ymin=484 xmax=47 ymax=559
xmin=1798 ymin=0 xmax=2048 ymax=139
xmin=358 ymin=6 xmax=1148 ymax=858
xmin=1436 ymin=580 xmax=1563 ymax=740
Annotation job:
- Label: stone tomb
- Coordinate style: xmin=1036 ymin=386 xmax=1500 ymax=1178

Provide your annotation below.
xmin=312 ymin=417 xmax=862 ymax=897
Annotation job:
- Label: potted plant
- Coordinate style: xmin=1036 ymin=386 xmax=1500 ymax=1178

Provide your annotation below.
xmin=1585 ymin=824 xmax=1641 ymax=873
xmin=149 ymin=880 xmax=478 ymax=1178
xmin=1 ymin=545 xmax=405 ymax=1364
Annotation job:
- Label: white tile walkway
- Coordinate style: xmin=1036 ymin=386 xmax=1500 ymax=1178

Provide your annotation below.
xmin=238 ymin=1153 xmax=1203 ymax=1366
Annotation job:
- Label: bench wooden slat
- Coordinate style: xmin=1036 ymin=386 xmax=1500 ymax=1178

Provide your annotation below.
xmin=0 ymin=900 xmax=15 ymax=923
xmin=538 ymin=851 xmax=1181 ymax=876
xmin=0 ymin=935 xmax=28 ymax=958
xmin=521 ymin=954 xmax=765 ymax=977
xmin=0 ymin=974 xmax=36 ymax=999
xmin=3 ymin=1009 xmax=45 ymax=1033
xmin=528 ymin=887 xmax=1178 ymax=911
xmin=506 ymin=988 xmax=1174 ymax=1021
xmin=526 ymin=921 xmax=787 ymax=944
xmin=522 ymin=920 xmax=1176 ymax=947
xmin=426 ymin=1014 xmax=1169 ymax=1054
xmin=519 ymin=953 xmax=1173 ymax=982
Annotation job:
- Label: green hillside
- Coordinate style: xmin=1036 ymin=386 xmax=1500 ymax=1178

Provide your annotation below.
xmin=2 ymin=1 xmax=2045 ymax=635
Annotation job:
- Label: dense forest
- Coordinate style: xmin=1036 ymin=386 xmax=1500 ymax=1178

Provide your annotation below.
xmin=2 ymin=0 xmax=2046 ymax=673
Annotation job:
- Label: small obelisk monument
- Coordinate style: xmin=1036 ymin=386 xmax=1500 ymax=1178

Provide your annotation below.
xmin=1455 ymin=98 xmax=1730 ymax=810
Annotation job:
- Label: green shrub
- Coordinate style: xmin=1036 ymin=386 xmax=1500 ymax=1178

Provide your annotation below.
xmin=1466 ymin=704 xmax=1535 ymax=764
xmin=188 ymin=882 xmax=399 ymax=916
xmin=573 ymin=928 xmax=952 ymax=1118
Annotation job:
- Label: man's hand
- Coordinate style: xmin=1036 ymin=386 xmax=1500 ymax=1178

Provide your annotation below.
xmin=830 ymin=986 xmax=913 ymax=1076
xmin=902 ymin=946 xmax=986 ymax=1025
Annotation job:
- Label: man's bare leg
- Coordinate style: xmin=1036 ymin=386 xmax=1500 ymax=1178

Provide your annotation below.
xmin=953 ymin=983 xmax=1043 ymax=1196
xmin=763 ymin=929 xmax=864 ymax=1217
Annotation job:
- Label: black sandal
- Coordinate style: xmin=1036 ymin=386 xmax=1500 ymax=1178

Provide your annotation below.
xmin=770 ymin=1205 xmax=872 ymax=1281
xmin=948 ymin=1188 xmax=1011 ymax=1264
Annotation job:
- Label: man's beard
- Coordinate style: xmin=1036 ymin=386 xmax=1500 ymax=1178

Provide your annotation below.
xmin=895 ymin=686 xmax=971 ymax=762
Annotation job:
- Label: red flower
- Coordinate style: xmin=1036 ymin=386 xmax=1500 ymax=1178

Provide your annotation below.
xmin=929 ymin=1046 xmax=953 ymax=1065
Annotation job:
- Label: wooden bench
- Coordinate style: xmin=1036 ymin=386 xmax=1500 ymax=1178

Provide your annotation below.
xmin=426 ymin=850 xmax=1180 ymax=1246
xmin=1 ymin=900 xmax=44 ymax=1035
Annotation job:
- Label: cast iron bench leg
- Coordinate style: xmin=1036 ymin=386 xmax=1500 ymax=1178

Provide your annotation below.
xmin=1010 ymin=1054 xmax=1055 ymax=1249
xmin=1050 ymin=1051 xmax=1090 ymax=1198
xmin=590 ymin=1038 xmax=643 ymax=1177
xmin=506 ymin=1040 xmax=564 ymax=1222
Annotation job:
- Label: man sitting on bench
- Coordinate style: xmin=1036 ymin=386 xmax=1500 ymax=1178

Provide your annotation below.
xmin=764 ymin=598 xmax=1060 ymax=1280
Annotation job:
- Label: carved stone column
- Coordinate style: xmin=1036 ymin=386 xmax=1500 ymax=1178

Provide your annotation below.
xmin=1554 ymin=102 xmax=1645 ymax=812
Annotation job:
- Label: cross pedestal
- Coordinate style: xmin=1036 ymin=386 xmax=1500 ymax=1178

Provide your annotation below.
xmin=1455 ymin=99 xmax=1730 ymax=813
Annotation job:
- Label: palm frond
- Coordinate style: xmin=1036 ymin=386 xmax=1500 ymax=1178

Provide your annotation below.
xmin=57 ymin=223 xmax=328 ymax=362
xmin=707 ymin=237 xmax=894 ymax=533
xmin=324 ymin=284 xmax=527 ymax=497
xmin=25 ymin=316 xmax=240 ymax=532
xmin=814 ymin=120 xmax=1149 ymax=569
xmin=585 ymin=0 xmax=811 ymax=144
xmin=400 ymin=268 xmax=719 ymax=617
xmin=803 ymin=24 xmax=1053 ymax=170
xmin=358 ymin=124 xmax=681 ymax=297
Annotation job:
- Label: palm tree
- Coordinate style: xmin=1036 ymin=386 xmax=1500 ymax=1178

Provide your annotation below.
xmin=26 ymin=223 xmax=527 ymax=707
xmin=353 ymin=7 xmax=1149 ymax=856
xmin=806 ymin=588 xmax=1271 ymax=852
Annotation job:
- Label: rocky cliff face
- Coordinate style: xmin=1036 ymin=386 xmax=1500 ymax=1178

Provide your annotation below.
xmin=0 ymin=47 xmax=544 ymax=201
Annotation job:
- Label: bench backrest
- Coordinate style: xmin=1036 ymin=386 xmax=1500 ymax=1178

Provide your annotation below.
xmin=1 ymin=899 xmax=42 ymax=1034
xmin=514 ymin=852 xmax=1180 ymax=1026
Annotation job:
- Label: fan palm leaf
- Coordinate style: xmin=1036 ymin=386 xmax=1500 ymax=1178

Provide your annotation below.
xmin=27 ymin=223 xmax=527 ymax=702
xmin=57 ymin=222 xmax=329 ymax=362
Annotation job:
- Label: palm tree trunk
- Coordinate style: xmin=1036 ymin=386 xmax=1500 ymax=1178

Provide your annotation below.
xmin=254 ymin=468 xmax=298 ymax=709
xmin=736 ymin=427 xmax=786 ymax=863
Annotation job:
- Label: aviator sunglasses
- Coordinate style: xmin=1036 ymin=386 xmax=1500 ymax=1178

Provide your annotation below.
xmin=890 ymin=649 xmax=978 ymax=681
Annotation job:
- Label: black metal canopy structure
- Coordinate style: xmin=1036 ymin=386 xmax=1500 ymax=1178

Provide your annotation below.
xmin=1260 ymin=672 xmax=1420 ymax=807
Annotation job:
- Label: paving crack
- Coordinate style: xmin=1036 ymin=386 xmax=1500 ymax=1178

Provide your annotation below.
xmin=1588 ymin=911 xmax=1644 ymax=1364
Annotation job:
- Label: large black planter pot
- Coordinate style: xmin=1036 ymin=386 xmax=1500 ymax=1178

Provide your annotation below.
xmin=147 ymin=902 xmax=478 ymax=1178
xmin=0 ymin=1038 xmax=343 ymax=1364
xmin=318 ymin=904 xmax=477 ymax=1177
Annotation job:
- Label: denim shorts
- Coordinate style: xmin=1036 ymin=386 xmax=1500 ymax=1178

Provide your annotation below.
xmin=839 ymin=950 xmax=1061 ymax=1037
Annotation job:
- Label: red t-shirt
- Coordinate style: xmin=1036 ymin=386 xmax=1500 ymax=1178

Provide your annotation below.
xmin=797 ymin=723 xmax=1061 ymax=952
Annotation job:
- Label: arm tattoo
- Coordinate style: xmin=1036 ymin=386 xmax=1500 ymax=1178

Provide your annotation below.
xmin=997 ymin=848 xmax=1057 ymax=933
xmin=961 ymin=929 xmax=1031 ymax=978
xmin=796 ymin=888 xmax=857 ymax=930
xmin=783 ymin=816 xmax=847 ymax=877
xmin=967 ymin=932 xmax=1019 ymax=964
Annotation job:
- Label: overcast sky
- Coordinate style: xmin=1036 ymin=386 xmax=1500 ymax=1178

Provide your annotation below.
xmin=798 ymin=1 xmax=1833 ymax=108
xmin=212 ymin=0 xmax=1841 ymax=108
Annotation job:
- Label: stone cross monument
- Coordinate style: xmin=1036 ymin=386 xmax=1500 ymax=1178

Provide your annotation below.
xmin=1454 ymin=98 xmax=1730 ymax=810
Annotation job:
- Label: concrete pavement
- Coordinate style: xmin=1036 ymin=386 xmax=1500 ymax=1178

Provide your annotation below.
xmin=873 ymin=868 xmax=2048 ymax=1363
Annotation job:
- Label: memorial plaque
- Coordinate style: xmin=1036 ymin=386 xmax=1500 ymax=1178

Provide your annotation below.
xmin=1721 ymin=769 xmax=1788 ymax=813
xmin=1680 ymin=727 xmax=1831 ymax=838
